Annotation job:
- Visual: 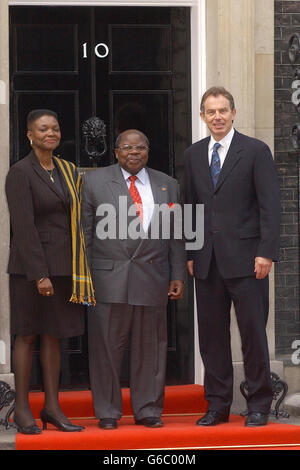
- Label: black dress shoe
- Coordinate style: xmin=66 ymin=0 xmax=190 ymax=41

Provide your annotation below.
xmin=40 ymin=409 xmax=84 ymax=432
xmin=245 ymin=412 xmax=269 ymax=427
xmin=196 ymin=410 xmax=229 ymax=426
xmin=99 ymin=418 xmax=118 ymax=430
xmin=13 ymin=417 xmax=42 ymax=435
xmin=135 ymin=417 xmax=163 ymax=428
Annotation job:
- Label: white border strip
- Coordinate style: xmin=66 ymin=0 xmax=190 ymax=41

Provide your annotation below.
xmin=190 ymin=0 xmax=206 ymax=142
xmin=139 ymin=443 xmax=300 ymax=450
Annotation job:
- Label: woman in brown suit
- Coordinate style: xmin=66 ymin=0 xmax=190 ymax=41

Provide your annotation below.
xmin=5 ymin=109 xmax=94 ymax=434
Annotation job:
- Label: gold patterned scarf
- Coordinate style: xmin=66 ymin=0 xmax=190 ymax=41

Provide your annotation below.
xmin=54 ymin=157 xmax=96 ymax=306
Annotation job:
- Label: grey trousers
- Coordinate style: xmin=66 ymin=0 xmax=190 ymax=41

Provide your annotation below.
xmin=88 ymin=302 xmax=167 ymax=420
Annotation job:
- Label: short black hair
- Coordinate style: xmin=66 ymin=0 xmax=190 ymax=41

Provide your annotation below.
xmin=27 ymin=109 xmax=58 ymax=129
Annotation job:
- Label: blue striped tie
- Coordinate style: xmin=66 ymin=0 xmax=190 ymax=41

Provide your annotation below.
xmin=210 ymin=142 xmax=221 ymax=188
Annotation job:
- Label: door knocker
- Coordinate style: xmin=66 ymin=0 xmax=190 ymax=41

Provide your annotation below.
xmin=82 ymin=117 xmax=107 ymax=166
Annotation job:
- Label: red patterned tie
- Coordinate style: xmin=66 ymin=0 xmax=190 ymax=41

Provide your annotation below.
xmin=129 ymin=175 xmax=143 ymax=223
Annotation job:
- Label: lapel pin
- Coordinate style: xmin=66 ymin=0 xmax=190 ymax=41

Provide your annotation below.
xmin=162 ymin=187 xmax=167 ymax=191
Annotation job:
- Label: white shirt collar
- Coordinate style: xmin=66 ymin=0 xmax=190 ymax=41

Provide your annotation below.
xmin=120 ymin=166 xmax=147 ymax=184
xmin=209 ymin=127 xmax=235 ymax=151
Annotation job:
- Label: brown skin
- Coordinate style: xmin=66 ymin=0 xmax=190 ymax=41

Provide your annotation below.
xmin=27 ymin=114 xmax=62 ymax=296
xmin=168 ymin=280 xmax=184 ymax=300
xmin=115 ymin=129 xmax=184 ymax=299
xmin=27 ymin=115 xmax=61 ymax=169
xmin=187 ymin=95 xmax=272 ymax=280
xmin=114 ymin=130 xmax=149 ymax=175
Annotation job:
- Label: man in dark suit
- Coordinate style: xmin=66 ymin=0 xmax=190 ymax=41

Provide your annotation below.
xmin=82 ymin=129 xmax=186 ymax=430
xmin=184 ymin=87 xmax=281 ymax=427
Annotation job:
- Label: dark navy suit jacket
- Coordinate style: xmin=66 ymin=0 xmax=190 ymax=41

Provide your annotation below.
xmin=184 ymin=130 xmax=281 ymax=279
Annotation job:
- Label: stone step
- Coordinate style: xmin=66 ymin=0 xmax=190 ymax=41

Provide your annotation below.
xmin=284 ymin=393 xmax=300 ymax=417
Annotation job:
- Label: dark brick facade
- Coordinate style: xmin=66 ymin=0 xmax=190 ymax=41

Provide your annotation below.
xmin=274 ymin=0 xmax=300 ymax=360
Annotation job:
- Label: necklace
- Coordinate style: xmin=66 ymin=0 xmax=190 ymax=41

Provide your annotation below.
xmin=39 ymin=161 xmax=55 ymax=182
xmin=47 ymin=168 xmax=55 ymax=183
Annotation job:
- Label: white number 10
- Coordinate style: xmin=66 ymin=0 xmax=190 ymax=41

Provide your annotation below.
xmin=82 ymin=42 xmax=109 ymax=58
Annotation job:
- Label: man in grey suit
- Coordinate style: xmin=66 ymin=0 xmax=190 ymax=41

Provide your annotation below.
xmin=82 ymin=129 xmax=185 ymax=430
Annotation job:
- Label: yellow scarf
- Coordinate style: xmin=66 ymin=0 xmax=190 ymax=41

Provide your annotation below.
xmin=54 ymin=157 xmax=95 ymax=306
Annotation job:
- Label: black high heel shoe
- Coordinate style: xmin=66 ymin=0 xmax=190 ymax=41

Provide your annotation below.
xmin=13 ymin=416 xmax=42 ymax=435
xmin=40 ymin=409 xmax=84 ymax=432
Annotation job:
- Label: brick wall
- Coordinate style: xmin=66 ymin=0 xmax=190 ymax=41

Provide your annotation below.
xmin=274 ymin=0 xmax=300 ymax=360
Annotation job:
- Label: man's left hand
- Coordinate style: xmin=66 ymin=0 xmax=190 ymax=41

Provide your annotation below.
xmin=254 ymin=257 xmax=272 ymax=279
xmin=168 ymin=280 xmax=184 ymax=300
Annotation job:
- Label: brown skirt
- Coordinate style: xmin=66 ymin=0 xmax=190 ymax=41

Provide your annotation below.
xmin=9 ymin=275 xmax=85 ymax=338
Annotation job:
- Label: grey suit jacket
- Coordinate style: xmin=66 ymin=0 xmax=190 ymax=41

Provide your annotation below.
xmin=81 ymin=164 xmax=186 ymax=307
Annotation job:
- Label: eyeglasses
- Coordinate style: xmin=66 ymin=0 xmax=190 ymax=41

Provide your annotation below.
xmin=117 ymin=145 xmax=149 ymax=152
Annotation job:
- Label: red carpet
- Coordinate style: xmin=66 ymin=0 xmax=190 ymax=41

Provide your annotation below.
xmin=15 ymin=385 xmax=300 ymax=451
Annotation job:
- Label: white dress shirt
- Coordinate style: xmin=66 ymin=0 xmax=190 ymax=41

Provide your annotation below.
xmin=208 ymin=127 xmax=235 ymax=168
xmin=121 ymin=166 xmax=155 ymax=232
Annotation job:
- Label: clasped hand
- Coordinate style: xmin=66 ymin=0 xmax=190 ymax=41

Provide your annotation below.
xmin=168 ymin=280 xmax=184 ymax=300
xmin=36 ymin=277 xmax=54 ymax=296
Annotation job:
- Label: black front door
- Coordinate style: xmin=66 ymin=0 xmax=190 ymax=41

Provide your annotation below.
xmin=9 ymin=5 xmax=194 ymax=389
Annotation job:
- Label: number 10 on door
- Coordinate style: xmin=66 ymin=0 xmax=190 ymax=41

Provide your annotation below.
xmin=82 ymin=43 xmax=109 ymax=58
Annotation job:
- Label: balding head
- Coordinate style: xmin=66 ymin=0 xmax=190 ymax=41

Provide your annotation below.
xmin=115 ymin=129 xmax=149 ymax=149
xmin=114 ymin=129 xmax=149 ymax=175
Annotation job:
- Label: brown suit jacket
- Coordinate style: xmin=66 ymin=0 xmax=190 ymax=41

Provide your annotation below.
xmin=5 ymin=150 xmax=72 ymax=281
